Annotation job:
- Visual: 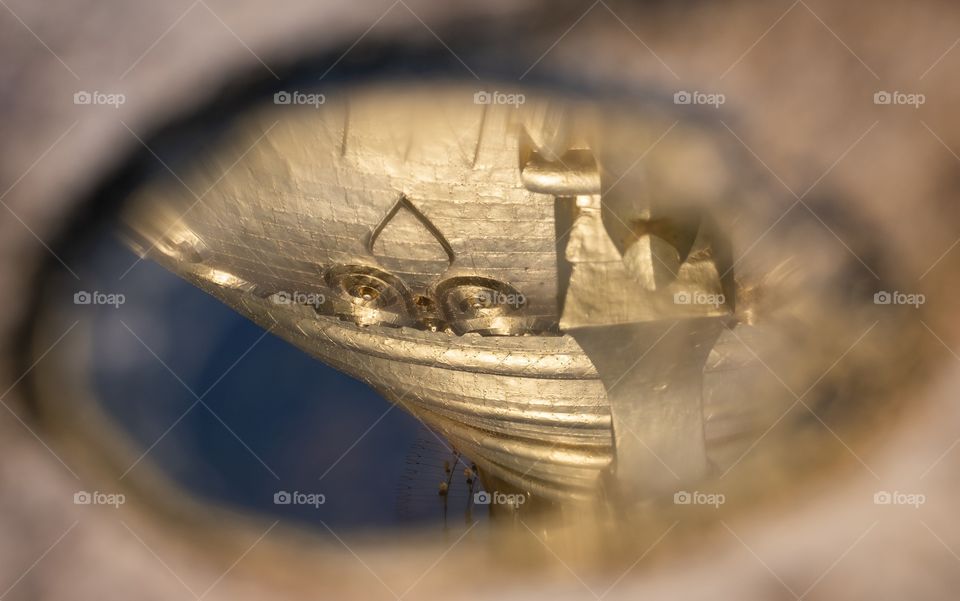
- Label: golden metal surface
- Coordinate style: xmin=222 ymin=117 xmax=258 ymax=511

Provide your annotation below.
xmin=120 ymin=83 xmax=810 ymax=508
